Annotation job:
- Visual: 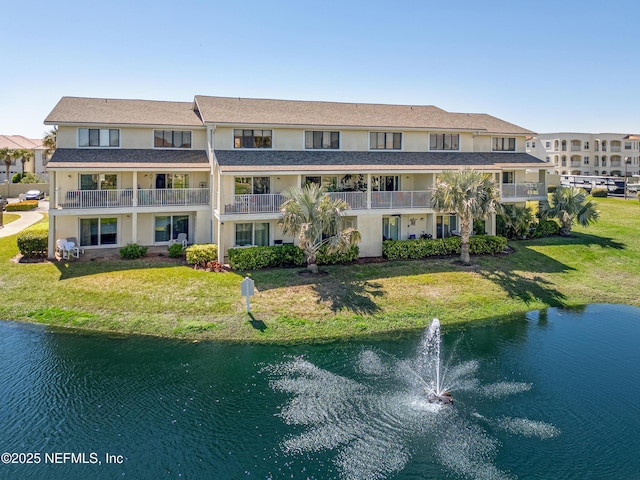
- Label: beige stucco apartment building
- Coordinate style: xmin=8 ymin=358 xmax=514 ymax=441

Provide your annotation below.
xmin=527 ymin=133 xmax=640 ymax=176
xmin=44 ymin=96 xmax=548 ymax=262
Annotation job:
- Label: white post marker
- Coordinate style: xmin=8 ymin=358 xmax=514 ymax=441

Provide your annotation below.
xmin=240 ymin=276 xmax=255 ymax=312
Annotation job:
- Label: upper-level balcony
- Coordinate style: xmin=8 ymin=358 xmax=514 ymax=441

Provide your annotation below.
xmin=56 ymin=188 xmax=210 ymax=209
xmin=222 ymin=183 xmax=545 ymax=215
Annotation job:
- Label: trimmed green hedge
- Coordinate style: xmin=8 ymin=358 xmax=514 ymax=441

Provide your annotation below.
xmin=530 ymin=219 xmax=560 ymax=238
xmin=6 ymin=200 xmax=39 ymax=211
xmin=591 ymin=187 xmax=608 ymax=198
xmin=382 ymin=235 xmax=507 ymax=260
xmin=119 ymin=243 xmax=148 ymax=259
xmin=17 ymin=223 xmax=48 ymax=257
xmin=185 ymin=244 xmax=218 ymax=266
xmin=228 ymin=244 xmax=359 ymax=270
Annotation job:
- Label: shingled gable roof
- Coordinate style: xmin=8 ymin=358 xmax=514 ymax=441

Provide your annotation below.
xmin=195 ymin=96 xmax=535 ymax=135
xmin=214 ymin=150 xmax=546 ymax=173
xmin=44 ymin=97 xmax=204 ymax=127
xmin=47 ymin=148 xmax=210 ymax=170
xmin=0 ymin=135 xmax=44 ymax=149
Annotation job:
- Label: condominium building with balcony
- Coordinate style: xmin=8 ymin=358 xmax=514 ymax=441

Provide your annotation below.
xmin=44 ymin=96 xmax=548 ymax=262
xmin=528 ymin=133 xmax=640 ymax=177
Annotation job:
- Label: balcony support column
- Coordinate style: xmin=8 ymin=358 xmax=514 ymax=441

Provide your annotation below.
xmin=132 ymin=211 xmax=138 ymax=244
xmin=132 ymin=172 xmax=138 ymax=206
xmin=366 ymin=174 xmax=372 ymax=209
xmin=217 ymin=220 xmax=225 ymax=264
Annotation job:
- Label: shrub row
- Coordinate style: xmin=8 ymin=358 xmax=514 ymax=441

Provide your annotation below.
xmin=6 ymin=200 xmax=39 ymax=211
xmin=382 ymin=235 xmax=507 ymax=260
xmin=185 ymin=244 xmax=218 ymax=267
xmin=17 ymin=223 xmax=48 ymax=258
xmin=228 ymin=244 xmax=359 ymax=270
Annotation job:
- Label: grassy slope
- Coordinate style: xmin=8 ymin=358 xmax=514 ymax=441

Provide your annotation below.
xmin=1 ymin=198 xmax=638 ymax=343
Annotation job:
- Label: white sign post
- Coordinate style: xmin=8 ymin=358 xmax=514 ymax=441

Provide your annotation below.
xmin=240 ymin=276 xmax=255 ymax=313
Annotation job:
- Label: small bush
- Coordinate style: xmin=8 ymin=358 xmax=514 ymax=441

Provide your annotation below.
xmin=167 ymin=242 xmax=185 ymax=258
xmin=119 ymin=243 xmax=148 ymax=259
xmin=591 ymin=187 xmax=608 ymax=197
xmin=6 ymin=200 xmax=38 ymax=211
xmin=185 ymin=244 xmax=218 ymax=267
xmin=11 ymin=173 xmax=23 ymax=183
xmin=19 ymin=173 xmax=42 ymax=184
xmin=17 ymin=223 xmax=48 ymax=257
xmin=530 ymin=219 xmax=560 ymax=238
xmin=547 ymin=185 xmax=558 ymax=193
xmin=637 ymin=191 xmax=640 ymax=202
xmin=382 ymin=235 xmax=507 ymax=260
xmin=194 ymin=260 xmax=225 ymax=272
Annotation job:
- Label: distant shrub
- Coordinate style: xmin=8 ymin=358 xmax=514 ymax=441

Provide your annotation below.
xmin=167 ymin=242 xmax=185 ymax=258
xmin=185 ymin=244 xmax=218 ymax=267
xmin=17 ymin=223 xmax=48 ymax=257
xmin=6 ymin=200 xmax=38 ymax=211
xmin=119 ymin=243 xmax=148 ymax=259
xmin=637 ymin=191 xmax=640 ymax=202
xmin=19 ymin=173 xmax=42 ymax=184
xmin=11 ymin=173 xmax=23 ymax=183
xmin=547 ymin=185 xmax=558 ymax=193
xmin=382 ymin=235 xmax=507 ymax=260
xmin=591 ymin=188 xmax=608 ymax=198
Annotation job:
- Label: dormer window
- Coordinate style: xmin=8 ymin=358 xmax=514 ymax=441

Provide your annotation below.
xmin=79 ymin=128 xmax=119 ymax=147
xmin=154 ymin=130 xmax=192 ymax=148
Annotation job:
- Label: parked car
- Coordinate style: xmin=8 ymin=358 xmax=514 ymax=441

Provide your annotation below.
xmin=0 ymin=195 xmax=7 ymax=210
xmin=24 ymin=189 xmax=45 ymax=200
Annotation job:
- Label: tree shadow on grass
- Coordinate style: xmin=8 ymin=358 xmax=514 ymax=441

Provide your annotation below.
xmin=477 ymin=270 xmax=567 ymax=307
xmin=563 ymin=232 xmax=626 ymax=249
xmin=313 ymin=278 xmax=384 ymax=315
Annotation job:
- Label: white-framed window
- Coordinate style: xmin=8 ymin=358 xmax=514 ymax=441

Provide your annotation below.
xmin=154 ymin=130 xmax=191 ymax=148
xmin=235 ymin=222 xmax=270 ymax=247
xmin=233 ymin=129 xmax=272 ymax=148
xmin=492 ymin=137 xmax=516 ymax=151
xmin=584 ymin=156 xmax=589 ymax=165
xmin=154 ymin=214 xmax=189 ymax=243
xmin=305 ymin=131 xmax=339 ymax=149
xmin=429 ymin=133 xmax=459 ymax=151
xmin=79 ymin=128 xmax=119 ymax=147
xmin=584 ymin=141 xmax=590 ymax=150
xmin=79 ymin=217 xmax=118 ymax=246
xmin=155 ymin=173 xmax=189 ymax=189
xmin=545 ymin=141 xmax=551 ymax=149
xmin=370 ymin=132 xmax=402 ymax=150
xmin=625 ymin=142 xmax=632 ymax=150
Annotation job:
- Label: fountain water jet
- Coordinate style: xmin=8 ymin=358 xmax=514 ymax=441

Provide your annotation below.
xmin=419 ymin=319 xmax=453 ymax=405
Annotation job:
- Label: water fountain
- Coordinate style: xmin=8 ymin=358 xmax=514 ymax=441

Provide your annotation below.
xmin=265 ymin=318 xmax=559 ymax=480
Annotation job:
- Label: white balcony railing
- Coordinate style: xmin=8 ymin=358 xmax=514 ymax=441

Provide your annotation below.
xmin=59 ymin=188 xmax=209 ymax=209
xmin=224 ymin=192 xmax=367 ymax=214
xmin=371 ymin=190 xmax=433 ymax=209
xmin=328 ymin=192 xmax=367 ymax=209
xmin=501 ymin=183 xmax=545 ymax=198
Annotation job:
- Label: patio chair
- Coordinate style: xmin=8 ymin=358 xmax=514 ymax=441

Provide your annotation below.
xmin=66 ymin=237 xmax=84 ymax=257
xmin=170 ymin=233 xmax=188 ymax=248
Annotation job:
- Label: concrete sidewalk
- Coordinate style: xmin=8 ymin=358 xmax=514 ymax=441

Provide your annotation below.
xmin=0 ymin=211 xmax=44 ymax=238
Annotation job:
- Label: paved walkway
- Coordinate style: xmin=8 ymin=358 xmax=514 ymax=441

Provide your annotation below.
xmin=0 ymin=210 xmax=44 ymax=237
xmin=0 ymin=199 xmax=48 ymax=238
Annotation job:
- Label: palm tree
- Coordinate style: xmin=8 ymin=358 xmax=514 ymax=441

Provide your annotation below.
xmin=432 ymin=169 xmax=502 ymax=265
xmin=1 ymin=147 xmax=16 ymax=183
xmin=499 ymin=203 xmax=534 ymax=239
xmin=17 ymin=149 xmax=34 ymax=175
xmin=544 ymin=186 xmax=599 ymax=236
xmin=43 ymin=127 xmax=57 ymax=158
xmin=279 ymin=183 xmax=361 ymax=274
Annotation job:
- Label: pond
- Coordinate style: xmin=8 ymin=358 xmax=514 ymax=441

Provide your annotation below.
xmin=1 ymin=304 xmax=639 ymax=479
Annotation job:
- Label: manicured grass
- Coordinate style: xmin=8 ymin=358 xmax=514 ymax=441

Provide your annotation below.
xmin=1 ymin=213 xmax=20 ymax=225
xmin=1 ymin=198 xmax=639 ymax=343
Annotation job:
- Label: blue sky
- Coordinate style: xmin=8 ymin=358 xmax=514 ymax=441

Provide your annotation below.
xmin=2 ymin=0 xmax=639 ymax=139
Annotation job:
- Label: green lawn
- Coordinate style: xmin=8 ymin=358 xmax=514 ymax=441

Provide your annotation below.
xmin=1 ymin=197 xmax=639 ymax=343
xmin=1 ymin=213 xmax=20 ymax=225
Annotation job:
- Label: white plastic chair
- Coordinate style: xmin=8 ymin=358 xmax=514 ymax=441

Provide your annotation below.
xmin=170 ymin=233 xmax=188 ymax=248
xmin=56 ymin=239 xmax=71 ymax=259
